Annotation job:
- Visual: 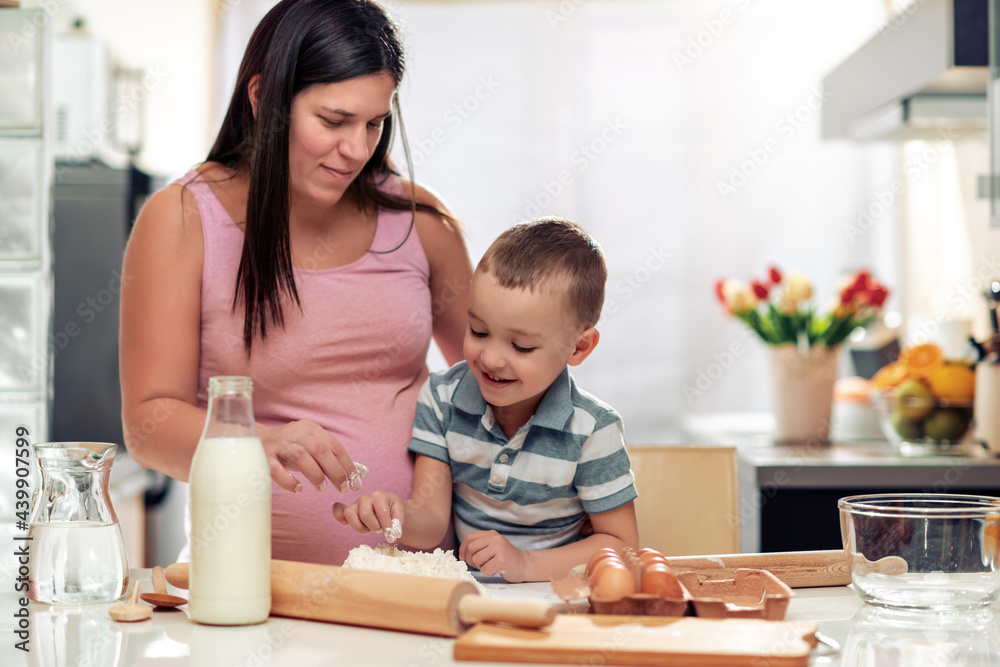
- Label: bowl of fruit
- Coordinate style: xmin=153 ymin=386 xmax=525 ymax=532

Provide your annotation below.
xmin=870 ymin=343 xmax=978 ymax=456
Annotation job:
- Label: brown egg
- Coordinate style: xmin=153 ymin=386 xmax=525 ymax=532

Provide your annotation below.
xmin=641 ymin=562 xmax=684 ymax=598
xmin=588 ymin=557 xmax=624 ymax=586
xmin=585 ymin=548 xmax=621 ymax=576
xmin=592 ymin=562 xmax=637 ymax=599
xmin=636 ymin=548 xmax=668 ymax=566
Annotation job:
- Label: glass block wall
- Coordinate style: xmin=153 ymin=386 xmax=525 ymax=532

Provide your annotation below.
xmin=0 ymin=8 xmax=52 ymax=560
xmin=0 ymin=9 xmax=51 ymax=442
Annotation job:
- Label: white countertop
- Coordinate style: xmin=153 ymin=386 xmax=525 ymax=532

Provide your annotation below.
xmin=6 ymin=569 xmax=999 ymax=666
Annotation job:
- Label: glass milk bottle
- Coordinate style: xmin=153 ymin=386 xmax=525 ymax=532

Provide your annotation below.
xmin=189 ymin=376 xmax=271 ymax=625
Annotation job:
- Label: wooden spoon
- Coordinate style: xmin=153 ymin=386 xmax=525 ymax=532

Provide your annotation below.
xmin=109 ymin=581 xmax=152 ymax=622
xmin=141 ymin=565 xmax=188 ymax=609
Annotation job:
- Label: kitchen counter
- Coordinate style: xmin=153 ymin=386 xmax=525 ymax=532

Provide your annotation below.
xmin=6 ymin=569 xmax=999 ymax=666
xmin=740 ymin=438 xmax=1000 ymax=551
xmin=681 ymin=412 xmax=1000 ymax=553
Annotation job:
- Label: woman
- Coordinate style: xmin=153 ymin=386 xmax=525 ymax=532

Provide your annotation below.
xmin=120 ymin=0 xmax=472 ymax=565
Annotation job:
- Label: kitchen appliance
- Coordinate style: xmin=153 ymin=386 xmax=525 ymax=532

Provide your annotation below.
xmin=52 ymin=33 xmax=110 ymax=162
xmin=51 ymin=162 xmax=130 ymax=446
xmin=822 ymin=0 xmax=988 ymax=140
xmin=27 ymin=442 xmax=129 ymax=605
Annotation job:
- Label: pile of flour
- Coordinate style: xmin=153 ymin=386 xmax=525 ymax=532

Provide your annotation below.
xmin=343 ymin=544 xmax=488 ymax=595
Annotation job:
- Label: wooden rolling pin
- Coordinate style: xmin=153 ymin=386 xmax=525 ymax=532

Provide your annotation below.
xmin=165 ymin=560 xmax=554 ymax=636
xmin=664 ymin=549 xmax=851 ymax=588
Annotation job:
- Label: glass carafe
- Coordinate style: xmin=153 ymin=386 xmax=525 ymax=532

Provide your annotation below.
xmin=27 ymin=442 xmax=129 ymax=604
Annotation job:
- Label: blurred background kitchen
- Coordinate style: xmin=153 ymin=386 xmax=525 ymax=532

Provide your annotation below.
xmin=0 ymin=0 xmax=995 ymax=567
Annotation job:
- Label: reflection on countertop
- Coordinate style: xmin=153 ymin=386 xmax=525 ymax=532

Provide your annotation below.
xmin=4 ymin=569 xmax=999 ymax=666
xmin=841 ymin=606 xmax=1000 ymax=666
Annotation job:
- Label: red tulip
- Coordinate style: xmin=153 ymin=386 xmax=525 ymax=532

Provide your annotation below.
xmin=839 ymin=285 xmax=857 ymax=306
xmin=714 ymin=279 xmax=726 ymax=305
xmin=768 ymin=266 xmax=782 ymax=285
xmin=750 ymin=279 xmax=769 ymax=300
xmin=867 ymin=284 xmax=889 ymax=307
xmin=851 ymin=270 xmax=871 ymax=292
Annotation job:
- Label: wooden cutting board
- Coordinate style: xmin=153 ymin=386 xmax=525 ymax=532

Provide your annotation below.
xmin=454 ymin=615 xmax=819 ymax=666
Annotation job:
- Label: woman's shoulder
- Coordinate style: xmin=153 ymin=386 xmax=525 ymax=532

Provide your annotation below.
xmin=397 ymin=179 xmax=447 ymax=209
xmin=397 ymin=179 xmax=469 ymax=270
xmin=140 ymin=177 xmax=201 ymax=229
xmin=396 ymin=178 xmax=462 ymax=236
xmin=130 ymin=167 xmax=210 ymax=252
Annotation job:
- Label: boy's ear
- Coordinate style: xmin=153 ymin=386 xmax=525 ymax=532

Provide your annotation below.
xmin=567 ymin=327 xmax=600 ymax=367
xmin=248 ymin=74 xmax=261 ymax=119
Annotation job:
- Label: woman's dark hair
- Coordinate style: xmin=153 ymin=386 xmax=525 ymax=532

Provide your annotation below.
xmin=208 ymin=0 xmax=443 ymax=351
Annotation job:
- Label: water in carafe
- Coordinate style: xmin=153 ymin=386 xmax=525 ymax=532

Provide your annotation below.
xmin=28 ymin=442 xmax=129 ymax=604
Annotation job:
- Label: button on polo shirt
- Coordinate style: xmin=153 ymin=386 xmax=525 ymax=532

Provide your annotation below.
xmin=484 ymin=427 xmax=527 ymax=492
xmin=462 ymin=368 xmax=576 ymax=495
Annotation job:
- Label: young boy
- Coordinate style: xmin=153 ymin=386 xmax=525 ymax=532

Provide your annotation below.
xmin=333 ymin=217 xmax=638 ymax=582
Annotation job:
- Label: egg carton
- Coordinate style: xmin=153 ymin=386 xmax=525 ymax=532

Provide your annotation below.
xmin=677 ymin=569 xmax=792 ymax=620
xmin=552 ymin=560 xmax=792 ymax=620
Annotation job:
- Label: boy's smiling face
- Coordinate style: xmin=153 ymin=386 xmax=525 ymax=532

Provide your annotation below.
xmin=464 ymin=268 xmax=597 ymax=432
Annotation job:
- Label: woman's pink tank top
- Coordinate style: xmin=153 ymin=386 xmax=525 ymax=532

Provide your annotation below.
xmin=178 ymin=169 xmax=438 ymax=565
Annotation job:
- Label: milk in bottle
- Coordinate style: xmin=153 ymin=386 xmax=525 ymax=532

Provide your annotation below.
xmin=189 ymin=376 xmax=271 ymax=625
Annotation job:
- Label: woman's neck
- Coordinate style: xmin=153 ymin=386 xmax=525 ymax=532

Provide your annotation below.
xmin=289 ymin=187 xmax=359 ymax=234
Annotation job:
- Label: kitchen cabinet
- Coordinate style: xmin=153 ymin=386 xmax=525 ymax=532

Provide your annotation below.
xmin=738 ymin=440 xmax=1000 ymax=552
xmin=681 ymin=413 xmax=1000 ymax=553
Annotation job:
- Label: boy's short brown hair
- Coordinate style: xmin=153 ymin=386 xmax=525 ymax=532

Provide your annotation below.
xmin=478 ymin=217 xmax=607 ymax=328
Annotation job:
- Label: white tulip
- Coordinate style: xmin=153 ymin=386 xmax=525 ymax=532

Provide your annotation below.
xmin=780 ymin=272 xmax=813 ymax=312
xmin=722 ymin=279 xmax=757 ymax=313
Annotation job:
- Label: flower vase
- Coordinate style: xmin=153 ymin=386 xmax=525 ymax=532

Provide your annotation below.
xmin=769 ymin=344 xmax=839 ymax=443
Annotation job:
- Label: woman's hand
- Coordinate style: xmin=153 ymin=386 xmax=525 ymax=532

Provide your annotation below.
xmin=332 ymin=491 xmax=405 ymax=541
xmin=459 ymin=530 xmax=531 ymax=583
xmin=259 ymin=419 xmax=366 ymax=494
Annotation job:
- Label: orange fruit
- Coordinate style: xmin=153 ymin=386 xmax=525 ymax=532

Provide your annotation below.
xmin=899 ymin=343 xmax=945 ymax=379
xmin=871 ymin=362 xmax=909 ymax=389
xmin=986 ymin=517 xmax=1000 ymax=559
xmin=925 ymin=363 xmax=976 ymax=403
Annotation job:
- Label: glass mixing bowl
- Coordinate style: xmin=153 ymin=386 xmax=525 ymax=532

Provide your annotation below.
xmin=839 ymin=493 xmax=1000 ymax=611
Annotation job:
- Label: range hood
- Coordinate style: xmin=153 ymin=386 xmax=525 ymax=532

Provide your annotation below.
xmin=822 ymin=0 xmax=988 ymax=141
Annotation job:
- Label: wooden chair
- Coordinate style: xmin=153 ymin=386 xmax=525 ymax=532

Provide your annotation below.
xmin=626 ymin=445 xmax=739 ymax=557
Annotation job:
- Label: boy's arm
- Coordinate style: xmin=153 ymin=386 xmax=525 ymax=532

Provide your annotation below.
xmin=332 ymin=455 xmax=454 ymax=549
xmin=460 ymin=501 xmax=639 ymax=582
xmin=397 ymin=455 xmax=454 ymax=548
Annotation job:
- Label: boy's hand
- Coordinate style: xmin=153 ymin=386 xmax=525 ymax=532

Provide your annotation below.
xmin=332 ymin=492 xmax=405 ymax=542
xmin=459 ymin=530 xmax=531 ymax=583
